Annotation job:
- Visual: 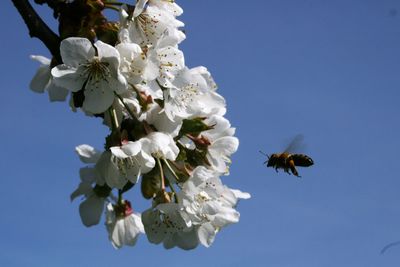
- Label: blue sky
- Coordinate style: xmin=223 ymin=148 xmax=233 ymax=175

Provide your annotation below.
xmin=1 ymin=0 xmax=400 ymax=266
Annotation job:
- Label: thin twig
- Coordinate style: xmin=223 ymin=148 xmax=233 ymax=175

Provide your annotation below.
xmin=12 ymin=0 xmax=61 ymax=63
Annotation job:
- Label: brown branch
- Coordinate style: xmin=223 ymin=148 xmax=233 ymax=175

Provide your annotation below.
xmin=12 ymin=0 xmax=61 ymax=63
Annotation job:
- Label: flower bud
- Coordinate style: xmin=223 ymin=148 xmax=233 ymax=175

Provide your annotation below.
xmin=141 ymin=169 xmax=161 ymax=199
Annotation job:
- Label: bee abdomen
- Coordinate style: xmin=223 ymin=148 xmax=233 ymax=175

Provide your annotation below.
xmin=291 ymin=154 xmax=314 ymax=167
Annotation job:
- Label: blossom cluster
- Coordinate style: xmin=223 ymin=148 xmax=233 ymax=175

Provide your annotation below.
xmin=30 ymin=0 xmax=249 ymax=250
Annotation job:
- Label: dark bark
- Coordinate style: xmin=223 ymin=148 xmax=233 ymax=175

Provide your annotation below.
xmin=11 ymin=0 xmax=61 ymax=63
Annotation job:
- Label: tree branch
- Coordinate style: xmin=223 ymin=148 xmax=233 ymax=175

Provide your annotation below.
xmin=12 ymin=0 xmax=61 ymax=63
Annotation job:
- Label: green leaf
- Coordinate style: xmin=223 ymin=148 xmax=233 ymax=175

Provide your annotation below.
xmin=177 ymin=117 xmax=213 ymax=138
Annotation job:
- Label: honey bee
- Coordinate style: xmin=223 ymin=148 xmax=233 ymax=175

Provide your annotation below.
xmin=260 ymin=135 xmax=314 ymax=177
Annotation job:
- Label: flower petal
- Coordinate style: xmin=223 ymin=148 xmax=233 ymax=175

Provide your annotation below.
xmin=70 ymin=182 xmax=92 ymax=201
xmin=133 ymin=0 xmax=148 ymax=17
xmin=197 ymin=223 xmax=216 ymax=247
xmin=110 ymin=146 xmax=128 ymax=159
xmin=121 ymin=141 xmax=142 ymax=157
xmin=82 ymin=81 xmax=115 ymax=114
xmin=30 ymin=55 xmax=51 ymax=65
xmin=95 ymin=40 xmax=120 ymax=74
xmin=60 ymin=37 xmax=95 ymax=68
xmin=51 ymin=65 xmax=84 ymax=92
xmin=231 ymin=189 xmax=251 ymax=200
xmin=30 ymin=65 xmax=50 ymax=93
xmin=75 ymin=144 xmax=102 ymax=163
xmin=47 ymin=82 xmax=69 ymax=102
xmin=79 ymin=166 xmax=97 ymax=184
xmin=79 ymin=195 xmax=104 ymax=227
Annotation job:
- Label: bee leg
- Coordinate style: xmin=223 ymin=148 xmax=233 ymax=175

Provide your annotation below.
xmin=288 ymin=160 xmax=299 ymax=177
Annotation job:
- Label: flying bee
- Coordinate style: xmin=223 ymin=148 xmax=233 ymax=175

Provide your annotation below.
xmin=260 ymin=135 xmax=314 ymax=177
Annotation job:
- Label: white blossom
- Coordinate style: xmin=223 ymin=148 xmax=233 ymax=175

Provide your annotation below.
xmin=202 ymin=115 xmax=239 ymax=174
xmin=116 ymin=42 xmax=158 ymax=85
xmin=96 ymin=140 xmax=155 ymax=189
xmin=141 ymin=132 xmax=179 ymax=160
xmin=51 ymin=37 xmax=127 ymax=114
xmin=122 ymin=1 xmax=185 ymax=47
xmin=26 ymin=0 xmax=249 ymax=251
xmin=105 ymin=202 xmax=144 ymax=248
xmin=71 ymin=145 xmax=107 ymax=227
xmin=145 ymin=104 xmax=183 ymax=138
xmin=178 ymin=166 xmax=250 ymax=247
xmin=103 ymin=93 xmax=141 ymax=129
xmin=135 ymin=0 xmax=183 ymax=17
xmin=142 ymin=167 xmax=250 ymax=249
xmin=142 ymin=203 xmax=199 ymax=249
xmin=30 ymin=55 xmax=68 ymax=101
xmin=164 ymin=67 xmax=226 ymax=121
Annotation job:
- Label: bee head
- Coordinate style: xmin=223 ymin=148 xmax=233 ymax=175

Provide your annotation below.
xmin=266 ymin=154 xmax=278 ymax=167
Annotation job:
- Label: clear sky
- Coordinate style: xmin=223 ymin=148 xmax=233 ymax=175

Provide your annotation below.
xmin=1 ymin=0 xmax=400 ymax=266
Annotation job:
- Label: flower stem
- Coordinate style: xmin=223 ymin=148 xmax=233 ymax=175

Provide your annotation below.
xmin=163 ymin=159 xmax=181 ymax=183
xmin=162 ymin=159 xmax=179 ymax=203
xmin=117 ymin=189 xmax=123 ymax=205
xmin=115 ymin=93 xmax=153 ymax=135
xmin=108 ymin=106 xmax=119 ymax=130
xmin=104 ymin=0 xmax=125 ymax=6
xmin=115 ymin=93 xmax=136 ymax=120
xmin=104 ymin=5 xmax=120 ymax=11
xmin=156 ymin=158 xmax=165 ymax=190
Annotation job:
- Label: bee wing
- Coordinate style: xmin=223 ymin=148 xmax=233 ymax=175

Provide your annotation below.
xmin=381 ymin=240 xmax=400 ymax=254
xmin=291 ymin=154 xmax=314 ymax=167
xmin=284 ymin=134 xmax=305 ymax=153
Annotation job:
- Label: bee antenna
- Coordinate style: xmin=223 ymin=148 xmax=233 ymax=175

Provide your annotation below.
xmin=259 ymin=150 xmax=269 ymax=158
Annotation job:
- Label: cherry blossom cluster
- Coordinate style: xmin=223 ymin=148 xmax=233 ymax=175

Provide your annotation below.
xmin=29 ymin=0 xmax=249 ymax=250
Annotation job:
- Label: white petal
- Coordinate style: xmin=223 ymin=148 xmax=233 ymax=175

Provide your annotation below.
xmin=125 ymin=165 xmax=141 ymax=184
xmin=110 ymin=220 xmax=125 ymax=248
xmin=116 ymin=42 xmax=142 ymax=60
xmin=60 ymin=37 xmax=95 ymax=68
xmin=111 ymin=214 xmax=143 ymax=248
xmin=75 ymin=144 xmax=102 ymax=163
xmin=121 ymin=141 xmax=142 ymax=157
xmin=146 ymin=105 xmax=182 ymax=137
xmin=30 ymin=65 xmax=50 ymax=93
xmin=212 ymin=207 xmax=240 ymax=227
xmin=130 ymin=213 xmax=145 ymax=233
xmin=142 ymin=59 xmax=159 ymax=81
xmin=105 ymin=163 xmax=127 ymax=189
xmin=47 ymin=82 xmax=69 ymax=102
xmin=30 ymin=55 xmax=51 ymax=65
xmin=197 ymin=223 xmax=216 ymax=247
xmin=122 ymin=219 xmax=140 ymax=246
xmin=142 ymin=209 xmax=165 ymax=244
xmin=110 ymin=146 xmax=128 ymax=159
xmin=95 ymin=41 xmax=120 ymax=72
xmin=82 ymin=81 xmax=115 ymax=114
xmin=231 ymin=189 xmax=251 ymax=200
xmin=79 ymin=167 xmax=97 ymax=183
xmin=133 ymin=0 xmax=148 ymax=17
xmin=175 ymin=230 xmax=199 ymax=250
xmin=79 ymin=195 xmax=104 ymax=227
xmin=212 ymin=136 xmax=239 ymax=156
xmin=207 ymin=152 xmax=227 ymax=174
xmin=51 ymin=65 xmax=84 ymax=92
xmin=96 ymin=152 xmax=125 ymax=188
xmin=138 ymin=150 xmax=156 ymax=172
xmin=202 ymin=201 xmax=220 ymax=216
xmin=70 ymin=182 xmax=92 ymax=201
